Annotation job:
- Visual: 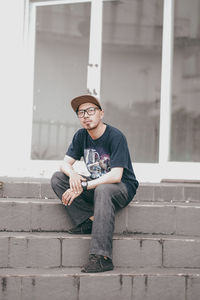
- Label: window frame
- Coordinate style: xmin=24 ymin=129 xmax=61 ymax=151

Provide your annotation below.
xmin=25 ymin=0 xmax=199 ymax=181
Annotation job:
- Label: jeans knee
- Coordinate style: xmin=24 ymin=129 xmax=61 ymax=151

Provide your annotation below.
xmin=95 ymin=184 xmax=113 ymax=193
xmin=94 ymin=184 xmax=113 ymax=203
xmin=51 ymin=171 xmax=64 ymax=190
xmin=95 ymin=184 xmax=108 ymax=195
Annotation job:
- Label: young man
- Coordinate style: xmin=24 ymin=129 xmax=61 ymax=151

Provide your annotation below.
xmin=51 ymin=95 xmax=138 ymax=273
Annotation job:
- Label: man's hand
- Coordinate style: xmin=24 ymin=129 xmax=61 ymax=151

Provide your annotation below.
xmin=60 ymin=155 xmax=86 ymax=193
xmin=69 ymin=172 xmax=86 ymax=193
xmin=62 ymin=188 xmax=83 ymax=206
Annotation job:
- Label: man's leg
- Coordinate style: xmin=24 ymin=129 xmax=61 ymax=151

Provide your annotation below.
xmin=89 ymin=182 xmax=129 ymax=258
xmin=51 ymin=171 xmax=94 ymax=227
xmin=82 ymin=182 xmax=130 ymax=272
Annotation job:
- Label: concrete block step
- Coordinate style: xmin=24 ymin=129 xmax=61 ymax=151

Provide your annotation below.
xmin=1 ymin=177 xmax=200 ymax=202
xmin=1 ymin=198 xmax=200 ymax=236
xmin=0 ymin=198 xmax=72 ymax=233
xmin=0 ymin=267 xmax=200 ymax=300
xmin=1 ymin=232 xmax=200 ymax=269
xmin=0 ymin=178 xmax=54 ymax=199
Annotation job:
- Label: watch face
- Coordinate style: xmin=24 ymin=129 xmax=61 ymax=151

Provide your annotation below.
xmin=81 ymin=181 xmax=88 ymax=190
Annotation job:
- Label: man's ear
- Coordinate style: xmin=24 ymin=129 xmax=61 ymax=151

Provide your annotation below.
xmin=100 ymin=109 xmax=104 ymax=119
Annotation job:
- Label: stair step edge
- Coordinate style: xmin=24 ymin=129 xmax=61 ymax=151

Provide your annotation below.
xmin=0 ymin=267 xmax=200 ymax=277
xmin=0 ymin=231 xmax=200 ymax=241
xmin=1 ymin=198 xmax=200 ymax=207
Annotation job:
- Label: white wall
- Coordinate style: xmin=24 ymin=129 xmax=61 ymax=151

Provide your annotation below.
xmin=0 ymin=1 xmax=33 ymax=177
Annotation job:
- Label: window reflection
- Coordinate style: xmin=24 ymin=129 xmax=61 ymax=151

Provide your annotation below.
xmin=171 ymin=0 xmax=200 ymax=162
xmin=101 ymin=0 xmax=163 ymax=162
xmin=31 ymin=4 xmax=90 ymax=160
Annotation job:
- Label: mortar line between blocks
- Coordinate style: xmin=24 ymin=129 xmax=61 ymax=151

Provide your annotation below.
xmin=125 ymin=207 xmax=128 ymax=232
xmin=39 ymin=183 xmax=42 ymax=199
xmin=153 ymin=185 xmax=155 ymax=201
xmin=174 ymin=205 xmax=177 ymax=235
xmin=60 ymin=238 xmax=63 ymax=267
xmin=161 ymin=239 xmax=164 ymax=267
xmin=182 ymin=186 xmax=185 ymax=202
xmin=185 ymin=275 xmax=189 ymax=300
xmin=30 ymin=202 xmax=33 ymax=232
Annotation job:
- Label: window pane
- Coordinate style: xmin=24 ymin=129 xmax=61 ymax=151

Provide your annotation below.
xmin=101 ymin=0 xmax=163 ymax=162
xmin=171 ymin=0 xmax=200 ymax=161
xmin=31 ymin=3 xmax=90 ymax=160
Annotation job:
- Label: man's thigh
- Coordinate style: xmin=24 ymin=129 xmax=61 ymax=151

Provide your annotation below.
xmin=94 ymin=182 xmax=129 ymax=209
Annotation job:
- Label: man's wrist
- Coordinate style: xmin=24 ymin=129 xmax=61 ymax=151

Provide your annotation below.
xmin=81 ymin=181 xmax=88 ymax=191
xmin=69 ymin=169 xmax=77 ymax=177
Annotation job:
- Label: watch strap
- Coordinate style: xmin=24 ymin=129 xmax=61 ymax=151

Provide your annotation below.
xmin=81 ymin=181 xmax=88 ymax=191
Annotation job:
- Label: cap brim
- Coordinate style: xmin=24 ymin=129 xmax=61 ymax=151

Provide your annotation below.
xmin=71 ymin=95 xmax=102 ymax=112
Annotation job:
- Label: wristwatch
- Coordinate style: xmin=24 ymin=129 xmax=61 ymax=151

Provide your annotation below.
xmin=81 ymin=181 xmax=88 ymax=191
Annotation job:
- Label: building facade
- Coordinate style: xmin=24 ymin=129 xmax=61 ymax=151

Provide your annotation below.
xmin=0 ymin=0 xmax=200 ymax=182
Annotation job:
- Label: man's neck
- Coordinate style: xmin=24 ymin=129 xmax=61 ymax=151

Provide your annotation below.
xmin=87 ymin=122 xmax=106 ymax=140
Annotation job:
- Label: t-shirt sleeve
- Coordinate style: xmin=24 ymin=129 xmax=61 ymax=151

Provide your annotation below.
xmin=110 ymin=134 xmax=129 ymax=169
xmin=66 ymin=130 xmax=83 ymax=160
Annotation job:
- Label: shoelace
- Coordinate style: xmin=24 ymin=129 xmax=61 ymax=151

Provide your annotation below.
xmin=89 ymin=254 xmax=100 ymax=262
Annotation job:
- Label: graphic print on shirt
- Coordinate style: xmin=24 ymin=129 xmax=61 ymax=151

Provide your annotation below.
xmin=84 ymin=148 xmax=111 ymax=179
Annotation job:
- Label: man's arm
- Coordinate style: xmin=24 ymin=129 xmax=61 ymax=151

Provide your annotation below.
xmin=87 ymin=167 xmax=123 ymax=190
xmin=60 ymin=155 xmax=76 ymax=176
xmin=61 ymin=166 xmax=123 ymax=206
xmin=60 ymin=155 xmax=86 ymax=193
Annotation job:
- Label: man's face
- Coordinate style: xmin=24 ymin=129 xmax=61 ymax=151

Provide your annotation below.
xmin=77 ymin=102 xmax=104 ymax=130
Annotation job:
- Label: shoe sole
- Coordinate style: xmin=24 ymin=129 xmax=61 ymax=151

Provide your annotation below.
xmin=81 ymin=266 xmax=114 ymax=273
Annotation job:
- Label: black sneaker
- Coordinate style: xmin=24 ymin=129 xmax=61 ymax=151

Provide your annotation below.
xmin=67 ymin=219 xmax=92 ymax=234
xmin=81 ymin=254 xmax=114 ymax=273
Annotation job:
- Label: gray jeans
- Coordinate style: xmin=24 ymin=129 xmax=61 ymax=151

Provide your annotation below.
xmin=51 ymin=171 xmax=132 ymax=259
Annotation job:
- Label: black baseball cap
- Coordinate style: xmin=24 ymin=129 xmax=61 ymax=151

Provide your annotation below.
xmin=71 ymin=95 xmax=102 ymax=112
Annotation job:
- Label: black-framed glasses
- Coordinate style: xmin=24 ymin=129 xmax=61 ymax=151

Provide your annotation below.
xmin=77 ymin=107 xmax=100 ymax=118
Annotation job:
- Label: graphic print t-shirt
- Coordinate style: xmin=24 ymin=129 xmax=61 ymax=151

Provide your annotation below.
xmin=66 ymin=124 xmax=138 ymax=201
xmin=84 ymin=148 xmax=111 ymax=179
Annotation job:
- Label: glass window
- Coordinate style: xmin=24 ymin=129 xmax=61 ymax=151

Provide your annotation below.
xmin=31 ymin=3 xmax=91 ymax=160
xmin=171 ymin=0 xmax=200 ymax=161
xmin=101 ymin=0 xmax=163 ymax=162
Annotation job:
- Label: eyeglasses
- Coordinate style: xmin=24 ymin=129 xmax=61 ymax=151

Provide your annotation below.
xmin=77 ymin=107 xmax=101 ymax=118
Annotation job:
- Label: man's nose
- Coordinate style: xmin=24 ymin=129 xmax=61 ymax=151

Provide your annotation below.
xmin=83 ymin=112 xmax=89 ymax=118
